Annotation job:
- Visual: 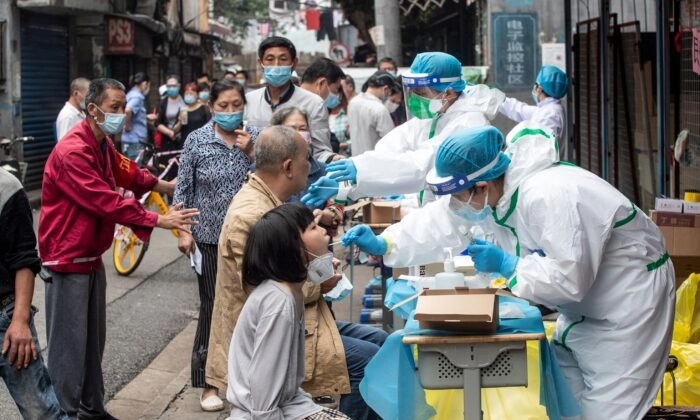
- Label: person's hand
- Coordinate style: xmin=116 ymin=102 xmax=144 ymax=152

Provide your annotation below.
xmin=467 ymin=238 xmax=518 ymax=277
xmin=2 ymin=319 xmax=37 ymax=369
xmin=326 ymin=159 xmax=357 ymax=182
xmin=146 ymin=113 xmax=157 ymax=124
xmin=330 ymin=154 xmax=345 ymax=162
xmin=157 ymin=203 xmax=200 ymax=232
xmin=320 ymin=273 xmax=341 ymax=294
xmin=178 ymin=230 xmax=195 ymax=256
xmin=155 ymin=179 xmax=176 ymax=196
xmin=233 ymin=129 xmax=254 ymax=159
xmin=301 ymin=176 xmax=338 ymax=208
xmin=341 ymin=225 xmax=387 ymax=256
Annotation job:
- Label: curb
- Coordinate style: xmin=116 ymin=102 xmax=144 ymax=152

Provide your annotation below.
xmin=105 ymin=320 xmax=197 ymax=419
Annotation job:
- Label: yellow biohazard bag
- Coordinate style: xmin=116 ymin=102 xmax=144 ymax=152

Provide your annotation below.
xmin=425 ymin=323 xmax=557 ymax=419
xmin=655 ymin=273 xmax=700 ymax=406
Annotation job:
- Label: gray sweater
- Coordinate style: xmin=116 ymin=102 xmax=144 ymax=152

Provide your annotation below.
xmin=226 ymin=280 xmax=322 ymax=420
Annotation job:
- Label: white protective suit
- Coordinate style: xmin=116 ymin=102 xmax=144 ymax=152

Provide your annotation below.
xmin=499 ymin=96 xmax=565 ymax=158
xmin=347 ymin=84 xmax=505 ymax=201
xmin=382 ymin=121 xmax=675 ymax=419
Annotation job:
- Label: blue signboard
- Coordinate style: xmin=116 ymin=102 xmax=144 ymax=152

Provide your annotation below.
xmin=492 ymin=13 xmax=538 ymax=91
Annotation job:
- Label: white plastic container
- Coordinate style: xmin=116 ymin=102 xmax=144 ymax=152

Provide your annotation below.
xmin=434 ymin=248 xmax=466 ymax=289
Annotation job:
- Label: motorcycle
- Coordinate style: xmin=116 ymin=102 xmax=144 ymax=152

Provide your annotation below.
xmin=0 ymin=135 xmax=33 ymax=184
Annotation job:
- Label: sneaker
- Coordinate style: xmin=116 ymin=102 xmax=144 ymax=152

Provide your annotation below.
xmin=200 ymin=393 xmax=224 ymax=412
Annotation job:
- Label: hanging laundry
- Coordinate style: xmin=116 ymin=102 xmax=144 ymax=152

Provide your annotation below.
xmin=306 ymin=9 xmax=321 ymax=31
xmin=317 ymin=10 xmax=336 ymax=41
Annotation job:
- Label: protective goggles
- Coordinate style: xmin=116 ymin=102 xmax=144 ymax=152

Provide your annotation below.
xmin=426 ymin=154 xmax=502 ymax=195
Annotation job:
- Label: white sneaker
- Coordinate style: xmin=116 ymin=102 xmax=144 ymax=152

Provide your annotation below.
xmin=200 ymin=393 xmax=224 ymax=412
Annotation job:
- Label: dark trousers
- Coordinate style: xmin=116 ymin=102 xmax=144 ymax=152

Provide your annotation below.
xmin=45 ymin=265 xmax=107 ymax=419
xmin=336 ymin=321 xmax=387 ymax=420
xmin=192 ymin=242 xmax=217 ymax=388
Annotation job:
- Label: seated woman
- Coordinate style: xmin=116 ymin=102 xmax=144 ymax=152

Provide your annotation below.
xmin=226 ymin=203 xmax=350 ymax=420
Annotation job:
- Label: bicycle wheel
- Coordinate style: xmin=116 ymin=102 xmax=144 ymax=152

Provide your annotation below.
xmin=112 ymin=224 xmax=149 ymax=276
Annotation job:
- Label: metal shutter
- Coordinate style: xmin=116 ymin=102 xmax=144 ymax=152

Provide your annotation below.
xmin=20 ymin=12 xmax=69 ymax=190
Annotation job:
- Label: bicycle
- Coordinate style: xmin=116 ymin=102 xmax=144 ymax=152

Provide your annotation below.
xmin=0 ymin=135 xmax=33 ymax=184
xmin=112 ymin=142 xmax=182 ymax=276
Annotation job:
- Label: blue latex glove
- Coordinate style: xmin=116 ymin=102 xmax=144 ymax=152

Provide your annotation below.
xmin=467 ymin=238 xmax=519 ymax=278
xmin=341 ymin=225 xmax=387 ymax=256
xmin=326 ymin=159 xmax=357 ymax=183
xmin=301 ymin=176 xmax=338 ymax=208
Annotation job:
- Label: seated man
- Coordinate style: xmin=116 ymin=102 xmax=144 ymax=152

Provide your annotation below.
xmin=207 ymin=126 xmax=386 ymax=419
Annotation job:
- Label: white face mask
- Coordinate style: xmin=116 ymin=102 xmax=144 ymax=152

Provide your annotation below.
xmin=306 ymin=251 xmax=335 ymax=284
xmin=298 ymin=131 xmax=312 ymax=145
xmin=384 ymin=99 xmax=399 ymax=113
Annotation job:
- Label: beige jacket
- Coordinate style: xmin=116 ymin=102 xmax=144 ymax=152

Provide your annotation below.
xmin=206 ymin=174 xmax=350 ymax=396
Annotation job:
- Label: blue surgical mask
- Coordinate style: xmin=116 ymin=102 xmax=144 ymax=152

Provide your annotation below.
xmin=93 ymin=105 xmax=126 ymax=135
xmin=263 ymin=66 xmax=293 ymax=87
xmin=450 ymin=191 xmax=491 ymax=222
xmin=213 ymin=111 xmax=243 ymax=132
xmin=198 ymin=91 xmax=210 ymax=101
xmin=184 ymin=95 xmax=197 ymax=105
xmin=324 ymin=92 xmax=341 ymax=109
xmin=531 ymin=86 xmax=539 ymax=104
xmin=167 ymin=87 xmax=179 ymax=97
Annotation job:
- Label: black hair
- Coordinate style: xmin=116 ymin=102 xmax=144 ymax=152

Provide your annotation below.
xmin=378 ymin=56 xmax=398 ymax=70
xmin=166 ymin=74 xmax=180 ymax=83
xmin=301 ymin=58 xmax=345 ymax=85
xmin=197 ymin=72 xmax=210 ymax=80
xmin=131 ymin=72 xmax=149 ymax=87
xmin=224 ymin=70 xmax=236 ymax=77
xmin=86 ymin=78 xmax=125 ymax=108
xmin=258 ymin=36 xmax=297 ymax=60
xmin=197 ymin=82 xmax=210 ymax=92
xmin=242 ymin=203 xmax=315 ymax=287
xmin=343 ymin=74 xmax=355 ymax=90
xmin=363 ymin=70 xmax=399 ymax=92
xmin=209 ymin=79 xmax=246 ymax=104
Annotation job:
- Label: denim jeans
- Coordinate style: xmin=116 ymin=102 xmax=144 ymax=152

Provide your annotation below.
xmin=336 ymin=321 xmax=387 ymax=420
xmin=0 ymin=300 xmax=67 ymax=419
xmin=121 ymin=142 xmax=144 ymax=161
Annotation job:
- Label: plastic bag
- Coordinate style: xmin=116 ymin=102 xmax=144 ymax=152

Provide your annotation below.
xmin=655 ymin=273 xmax=700 ymax=405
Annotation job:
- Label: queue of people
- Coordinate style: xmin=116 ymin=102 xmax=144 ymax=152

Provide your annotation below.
xmin=2 ymin=27 xmax=675 ymax=420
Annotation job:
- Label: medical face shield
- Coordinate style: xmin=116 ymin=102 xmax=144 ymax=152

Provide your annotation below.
xmin=402 ymin=72 xmax=461 ymax=119
xmin=425 ymin=153 xmax=502 ymax=196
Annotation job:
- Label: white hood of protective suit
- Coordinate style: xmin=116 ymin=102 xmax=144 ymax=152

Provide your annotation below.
xmin=449 ymin=84 xmax=506 ymax=121
xmin=495 ymin=121 xmax=559 ymax=217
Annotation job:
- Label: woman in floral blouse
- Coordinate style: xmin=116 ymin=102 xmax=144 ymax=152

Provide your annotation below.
xmin=172 ymin=79 xmax=260 ymax=412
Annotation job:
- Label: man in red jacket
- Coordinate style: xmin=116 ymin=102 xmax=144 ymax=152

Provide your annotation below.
xmin=38 ymin=78 xmax=199 ymax=420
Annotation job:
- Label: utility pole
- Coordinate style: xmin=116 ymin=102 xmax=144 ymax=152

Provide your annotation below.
xmin=374 ymin=0 xmax=402 ymax=65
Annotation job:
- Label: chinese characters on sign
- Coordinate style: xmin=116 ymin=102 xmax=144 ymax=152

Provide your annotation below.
xmin=492 ymin=13 xmax=538 ymax=91
xmin=693 ymin=29 xmax=700 ymax=76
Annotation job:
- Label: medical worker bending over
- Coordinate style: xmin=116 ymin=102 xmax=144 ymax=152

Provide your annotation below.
xmin=302 ymin=52 xmax=504 ymax=207
xmin=343 ymin=124 xmax=675 ymax=419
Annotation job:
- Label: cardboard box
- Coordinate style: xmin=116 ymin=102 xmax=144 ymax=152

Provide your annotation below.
xmin=363 ymin=201 xmax=401 ymax=224
xmin=684 ymin=201 xmax=700 ymax=215
xmin=650 ymin=211 xmax=700 ymax=256
xmin=655 ymin=198 xmax=684 ymax=213
xmin=650 ymin=210 xmax=698 ymax=227
xmin=414 ymin=288 xmax=499 ymax=333
xmin=392 ymin=262 xmax=444 ymax=280
xmin=671 ymin=256 xmax=700 ymax=286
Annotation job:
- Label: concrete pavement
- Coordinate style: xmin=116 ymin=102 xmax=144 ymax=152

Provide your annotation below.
xmin=106 ymin=252 xmax=380 ymax=419
xmin=0 ymin=192 xmax=186 ymax=417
